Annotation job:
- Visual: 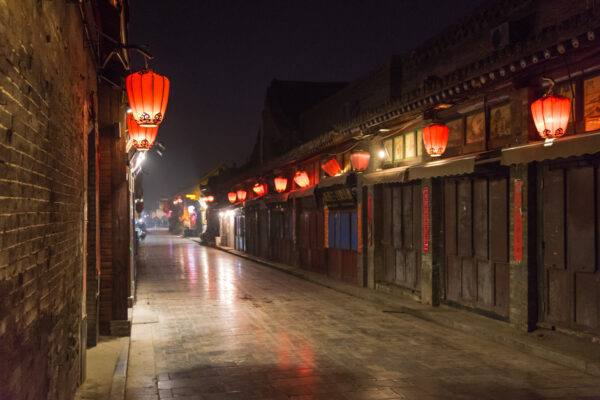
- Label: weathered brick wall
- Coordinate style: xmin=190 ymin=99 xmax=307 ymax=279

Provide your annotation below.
xmin=0 ymin=1 xmax=97 ymax=398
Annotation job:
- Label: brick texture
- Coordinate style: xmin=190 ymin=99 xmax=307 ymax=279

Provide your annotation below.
xmin=0 ymin=1 xmax=97 ymax=398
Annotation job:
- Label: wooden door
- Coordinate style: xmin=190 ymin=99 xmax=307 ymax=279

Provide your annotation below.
xmin=444 ymin=175 xmax=509 ymax=318
xmin=297 ymin=208 xmax=325 ymax=272
xmin=541 ymin=161 xmax=600 ymax=334
xmin=380 ymin=182 xmax=421 ymax=292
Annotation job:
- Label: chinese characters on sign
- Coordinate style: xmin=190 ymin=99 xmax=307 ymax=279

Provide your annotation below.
xmin=423 ymin=187 xmax=429 ymax=252
xmin=513 ymin=180 xmax=523 ymax=261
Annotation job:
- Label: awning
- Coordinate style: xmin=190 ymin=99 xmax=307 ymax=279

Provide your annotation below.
xmin=501 ymin=132 xmax=600 ymax=165
xmin=361 ymin=166 xmax=408 ymax=185
xmin=317 ymin=173 xmax=353 ymax=189
xmin=288 ymin=186 xmax=316 ymax=199
xmin=263 ymin=193 xmax=289 ymax=204
xmin=243 ymin=198 xmax=266 ymax=209
xmin=407 ymin=156 xmax=475 ymax=180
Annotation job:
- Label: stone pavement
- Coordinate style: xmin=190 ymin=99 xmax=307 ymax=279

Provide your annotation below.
xmin=126 ymin=231 xmax=600 ymax=400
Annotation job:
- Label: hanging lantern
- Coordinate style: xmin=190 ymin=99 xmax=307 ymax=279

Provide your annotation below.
xmin=126 ymin=70 xmax=170 ymax=127
xmin=531 ymin=94 xmax=571 ymax=139
xmin=422 ymin=124 xmax=449 ymax=157
xmin=127 ymin=112 xmax=158 ymax=149
xmin=350 ymin=150 xmax=370 ymax=172
xmin=321 ymin=158 xmax=342 ymax=177
xmin=228 ymin=192 xmax=237 ymax=203
xmin=294 ymin=171 xmax=310 ymax=188
xmin=205 ymin=195 xmax=215 ymax=203
xmin=274 ymin=176 xmax=288 ymax=193
xmin=236 ymin=189 xmax=247 ymax=202
xmin=253 ymin=183 xmax=267 ymax=197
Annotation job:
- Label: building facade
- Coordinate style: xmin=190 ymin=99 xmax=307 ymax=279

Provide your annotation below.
xmin=0 ymin=1 xmax=141 ymax=397
xmin=207 ymin=0 xmax=600 ymax=339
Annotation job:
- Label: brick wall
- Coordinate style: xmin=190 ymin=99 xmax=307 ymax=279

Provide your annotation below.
xmin=0 ymin=1 xmax=97 ymax=398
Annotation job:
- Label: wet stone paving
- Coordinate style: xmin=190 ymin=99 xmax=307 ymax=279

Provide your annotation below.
xmin=126 ymin=232 xmax=600 ymax=400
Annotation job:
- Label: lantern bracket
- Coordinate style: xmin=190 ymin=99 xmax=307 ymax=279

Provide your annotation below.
xmin=541 ymin=77 xmax=556 ymax=96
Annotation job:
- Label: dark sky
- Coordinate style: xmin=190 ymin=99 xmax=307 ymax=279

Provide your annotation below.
xmin=129 ymin=0 xmax=487 ymax=208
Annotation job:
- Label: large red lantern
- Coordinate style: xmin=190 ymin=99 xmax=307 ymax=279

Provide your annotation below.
xmin=127 ymin=112 xmax=158 ymax=150
xmin=274 ymin=176 xmax=287 ymax=193
xmin=422 ymin=124 xmax=449 ymax=157
xmin=253 ymin=183 xmax=267 ymax=197
xmin=294 ymin=171 xmax=310 ymax=188
xmin=205 ymin=195 xmax=215 ymax=203
xmin=228 ymin=192 xmax=237 ymax=203
xmin=236 ymin=189 xmax=247 ymax=202
xmin=321 ymin=158 xmax=342 ymax=177
xmin=531 ymin=94 xmax=571 ymax=139
xmin=350 ymin=150 xmax=370 ymax=172
xmin=126 ymin=70 xmax=170 ymax=127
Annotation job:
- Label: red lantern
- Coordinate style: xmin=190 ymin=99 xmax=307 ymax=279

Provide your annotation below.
xmin=253 ymin=183 xmax=267 ymax=197
xmin=274 ymin=176 xmax=287 ymax=193
xmin=126 ymin=70 xmax=170 ymax=127
xmin=531 ymin=94 xmax=571 ymax=139
xmin=236 ymin=189 xmax=247 ymax=202
xmin=127 ymin=112 xmax=158 ymax=150
xmin=422 ymin=124 xmax=449 ymax=157
xmin=294 ymin=171 xmax=310 ymax=188
xmin=321 ymin=158 xmax=342 ymax=177
xmin=350 ymin=150 xmax=370 ymax=172
xmin=205 ymin=195 xmax=215 ymax=203
xmin=228 ymin=192 xmax=237 ymax=203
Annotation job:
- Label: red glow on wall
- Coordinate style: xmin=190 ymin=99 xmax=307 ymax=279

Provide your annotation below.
xmin=321 ymin=158 xmax=342 ymax=177
xmin=126 ymin=70 xmax=170 ymax=127
xmin=274 ymin=176 xmax=288 ymax=192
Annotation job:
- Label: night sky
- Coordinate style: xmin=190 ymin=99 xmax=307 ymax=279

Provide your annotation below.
xmin=129 ymin=0 xmax=487 ymax=208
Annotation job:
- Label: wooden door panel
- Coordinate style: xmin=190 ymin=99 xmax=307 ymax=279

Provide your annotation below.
xmin=394 ymin=249 xmax=405 ymax=285
xmin=477 ymin=260 xmax=493 ymax=308
xmin=405 ymin=250 xmax=417 ymax=290
xmin=446 ymin=255 xmax=461 ymax=302
xmin=457 ymin=179 xmax=472 ymax=257
xmin=445 ymin=181 xmax=457 ymax=256
xmin=575 ymin=273 xmax=599 ymax=329
xmin=473 ymin=179 xmax=488 ymax=260
xmin=402 ymin=185 xmax=413 ymax=249
xmin=543 ymin=168 xmax=565 ymax=270
xmin=490 ymin=177 xmax=508 ymax=263
xmin=392 ymin=186 xmax=402 ymax=248
xmin=566 ymin=166 xmax=595 ymax=273
xmin=494 ymin=262 xmax=510 ymax=316
xmin=547 ymin=269 xmax=570 ymax=324
xmin=383 ymin=246 xmax=396 ymax=283
xmin=461 ymin=257 xmax=476 ymax=301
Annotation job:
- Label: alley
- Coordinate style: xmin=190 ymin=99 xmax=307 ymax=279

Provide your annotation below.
xmin=127 ymin=232 xmax=600 ymax=400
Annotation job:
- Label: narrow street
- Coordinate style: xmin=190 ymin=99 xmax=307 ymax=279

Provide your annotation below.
xmin=126 ymin=232 xmax=600 ymax=400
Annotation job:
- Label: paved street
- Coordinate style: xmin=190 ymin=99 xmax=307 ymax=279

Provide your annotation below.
xmin=126 ymin=232 xmax=600 ymax=400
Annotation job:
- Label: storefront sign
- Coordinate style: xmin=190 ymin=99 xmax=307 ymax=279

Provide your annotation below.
xmin=513 ymin=180 xmax=523 ymax=261
xmin=423 ymin=187 xmax=429 ymax=252
xmin=367 ymin=194 xmax=373 ymax=247
xmin=357 ymin=205 xmax=362 ymax=253
xmin=322 ymin=187 xmax=355 ymax=209
xmin=324 ymin=206 xmax=329 ymax=248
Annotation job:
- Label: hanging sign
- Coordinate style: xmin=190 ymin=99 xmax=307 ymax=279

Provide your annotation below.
xmin=513 ymin=180 xmax=523 ymax=261
xmin=423 ymin=187 xmax=429 ymax=253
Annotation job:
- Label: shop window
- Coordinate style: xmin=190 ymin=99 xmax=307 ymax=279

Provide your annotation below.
xmin=384 ymin=131 xmax=420 ymax=163
xmin=328 ymin=211 xmax=358 ymax=251
xmin=383 ymin=139 xmax=393 ymax=162
xmin=416 ymin=129 xmax=423 ymax=156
